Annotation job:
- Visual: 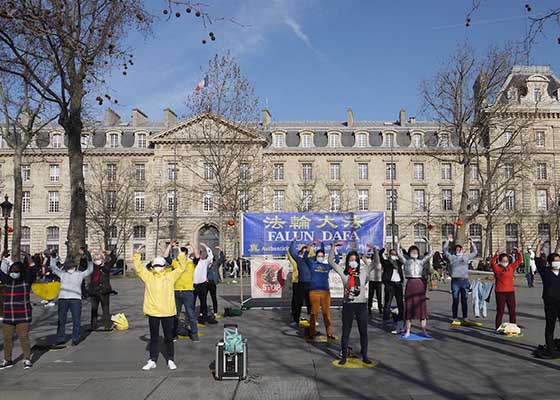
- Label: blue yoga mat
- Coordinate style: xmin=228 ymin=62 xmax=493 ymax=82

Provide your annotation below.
xmin=398 ymin=333 xmax=433 ymax=341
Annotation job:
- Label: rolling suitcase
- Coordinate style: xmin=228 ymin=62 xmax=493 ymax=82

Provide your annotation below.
xmin=215 ymin=324 xmax=247 ymax=380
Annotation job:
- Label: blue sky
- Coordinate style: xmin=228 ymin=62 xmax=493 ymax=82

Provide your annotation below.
xmin=103 ymin=0 xmax=560 ymax=123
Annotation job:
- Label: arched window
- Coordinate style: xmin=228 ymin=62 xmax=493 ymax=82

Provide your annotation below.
xmin=51 ymin=133 xmax=62 ymax=148
xmin=441 ymin=223 xmax=455 ymax=248
xmin=46 ymin=226 xmax=60 ymax=253
xmin=414 ymin=223 xmax=427 ymax=254
xmin=109 ymin=133 xmax=119 ymax=148
xmin=328 ymin=132 xmax=340 ymax=148
xmin=137 ymin=133 xmax=147 ymax=148
xmin=438 ymin=133 xmax=450 ymax=147
xmin=21 ymin=226 xmax=31 ymax=254
xmin=411 ymin=133 xmax=423 ymax=148
xmin=384 ymin=132 xmax=395 ymax=147
xmin=356 ymin=133 xmax=368 ymax=148
xmin=300 ymin=133 xmax=312 ymax=148
xmin=385 ymin=223 xmax=399 ymax=249
xmin=273 ymin=132 xmax=286 ymax=147
xmin=505 ymin=223 xmax=518 ymax=252
xmin=469 ymin=224 xmax=482 ymax=256
xmin=538 ymin=223 xmax=551 ymax=255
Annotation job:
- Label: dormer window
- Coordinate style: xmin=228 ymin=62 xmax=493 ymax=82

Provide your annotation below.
xmin=137 ymin=133 xmax=147 ymax=148
xmin=328 ymin=133 xmax=340 ymax=148
xmin=109 ymin=133 xmax=119 ymax=148
xmin=411 ymin=133 xmax=423 ymax=148
xmin=301 ymin=133 xmax=312 ymax=148
xmin=383 ymin=132 xmax=396 ymax=147
xmin=534 ymin=87 xmax=542 ymax=103
xmin=273 ymin=132 xmax=286 ymax=148
xmin=438 ymin=133 xmax=450 ymax=147
xmin=356 ymin=133 xmax=368 ymax=148
xmin=81 ymin=134 xmax=90 ymax=148
xmin=51 ymin=133 xmax=62 ymax=148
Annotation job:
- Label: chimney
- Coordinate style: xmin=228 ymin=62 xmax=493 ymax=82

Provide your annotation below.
xmin=261 ymin=108 xmax=272 ymax=125
xmin=408 ymin=116 xmax=416 ymax=124
xmin=346 ymin=108 xmax=354 ymax=127
xmin=399 ymin=109 xmax=406 ymax=127
xmin=163 ymin=108 xmax=177 ymax=127
xmin=131 ymin=108 xmax=149 ymax=127
xmin=103 ymin=108 xmax=121 ymax=126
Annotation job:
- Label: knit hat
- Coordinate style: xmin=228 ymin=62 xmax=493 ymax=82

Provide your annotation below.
xmin=151 ymin=256 xmax=167 ymax=267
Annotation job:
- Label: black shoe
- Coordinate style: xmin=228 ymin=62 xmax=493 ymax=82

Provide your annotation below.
xmin=207 ymin=319 xmax=218 ymax=325
xmin=362 ymin=357 xmax=373 ymax=365
xmin=0 ymin=360 xmax=14 ymax=370
xmin=71 ymin=341 xmax=79 ymax=346
xmin=338 ymin=357 xmax=347 ymax=366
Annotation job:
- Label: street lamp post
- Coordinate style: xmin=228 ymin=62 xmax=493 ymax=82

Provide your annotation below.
xmin=390 ymin=136 xmax=396 ymax=249
xmin=0 ymin=195 xmax=13 ymax=253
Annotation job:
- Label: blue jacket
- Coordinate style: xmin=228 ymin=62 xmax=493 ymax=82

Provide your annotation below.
xmin=289 ymin=241 xmax=311 ymax=283
xmin=303 ymin=253 xmax=332 ymax=291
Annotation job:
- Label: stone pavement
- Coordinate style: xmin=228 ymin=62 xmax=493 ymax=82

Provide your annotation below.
xmin=1 ymin=275 xmax=560 ymax=400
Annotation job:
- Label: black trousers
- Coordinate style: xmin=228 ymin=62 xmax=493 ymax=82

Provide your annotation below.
xmin=368 ymin=281 xmax=383 ymax=313
xmin=148 ymin=316 xmax=174 ymax=362
xmin=90 ymin=293 xmax=111 ymax=330
xmin=544 ymin=298 xmax=560 ymax=351
xmin=207 ymin=281 xmax=218 ymax=315
xmin=341 ymin=303 xmax=368 ymax=359
xmin=293 ymin=282 xmax=310 ymax=323
xmin=383 ymin=282 xmax=404 ymax=321
xmin=194 ymin=282 xmax=208 ymax=322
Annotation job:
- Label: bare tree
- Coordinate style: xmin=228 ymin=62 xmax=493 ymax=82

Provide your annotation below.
xmin=0 ymin=71 xmax=55 ymax=260
xmin=147 ymin=181 xmax=170 ymax=256
xmin=286 ymin=176 xmax=330 ymax=212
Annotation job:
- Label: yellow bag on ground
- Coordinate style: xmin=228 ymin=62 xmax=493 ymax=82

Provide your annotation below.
xmin=32 ymin=281 xmax=61 ymax=301
xmin=111 ymin=313 xmax=129 ymax=330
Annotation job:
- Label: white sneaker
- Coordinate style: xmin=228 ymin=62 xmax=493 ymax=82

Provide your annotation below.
xmin=142 ymin=360 xmax=157 ymax=371
xmin=23 ymin=360 xmax=33 ymax=370
xmin=167 ymin=360 xmax=177 ymax=370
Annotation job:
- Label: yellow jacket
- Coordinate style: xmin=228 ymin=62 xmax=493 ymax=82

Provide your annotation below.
xmin=173 ymin=257 xmax=195 ymax=291
xmin=288 ymin=250 xmax=299 ymax=283
xmin=134 ymin=252 xmax=187 ymax=317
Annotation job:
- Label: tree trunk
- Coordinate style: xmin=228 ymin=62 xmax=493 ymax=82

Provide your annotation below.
xmin=484 ymin=216 xmax=493 ymax=258
xmin=155 ymin=215 xmax=160 ymax=256
xmin=10 ymin=147 xmax=24 ymax=261
xmin=455 ymin=161 xmax=472 ymax=245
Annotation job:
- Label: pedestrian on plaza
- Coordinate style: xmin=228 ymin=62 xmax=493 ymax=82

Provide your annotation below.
xmin=491 ymin=247 xmax=522 ymax=330
xmin=289 ymin=240 xmax=312 ymax=324
xmin=443 ymin=235 xmax=478 ymax=323
xmin=535 ymin=240 xmax=560 ymax=356
xmin=0 ymin=256 xmax=38 ymax=370
xmin=134 ymin=246 xmax=188 ymax=371
xmin=193 ymin=243 xmax=217 ymax=324
xmin=523 ymin=246 xmax=537 ymax=288
xmin=207 ymin=246 xmax=223 ymax=318
xmin=365 ymin=245 xmax=383 ymax=316
xmin=303 ymin=240 xmax=338 ymax=339
xmin=380 ymin=248 xmax=405 ymax=332
xmin=288 ymin=247 xmax=300 ymax=326
xmin=328 ymin=244 xmax=373 ymax=366
xmin=432 ymin=251 xmax=444 ymax=282
xmin=397 ymin=234 xmax=434 ymax=338
xmin=51 ymin=251 xmax=93 ymax=347
xmin=88 ymin=250 xmax=115 ymax=331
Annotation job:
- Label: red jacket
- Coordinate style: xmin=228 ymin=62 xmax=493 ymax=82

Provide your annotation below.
xmin=491 ymin=250 xmax=522 ymax=292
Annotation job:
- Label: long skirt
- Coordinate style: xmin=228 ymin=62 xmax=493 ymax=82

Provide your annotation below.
xmin=404 ymin=278 xmax=428 ymax=321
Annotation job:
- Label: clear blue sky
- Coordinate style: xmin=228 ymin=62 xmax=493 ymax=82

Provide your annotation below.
xmin=103 ymin=0 xmax=560 ymax=123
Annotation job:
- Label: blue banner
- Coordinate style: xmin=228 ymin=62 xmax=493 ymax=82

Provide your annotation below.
xmin=241 ymin=212 xmax=385 ymax=256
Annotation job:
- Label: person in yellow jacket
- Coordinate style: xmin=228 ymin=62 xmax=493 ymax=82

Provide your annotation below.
xmin=134 ymin=246 xmax=188 ymax=371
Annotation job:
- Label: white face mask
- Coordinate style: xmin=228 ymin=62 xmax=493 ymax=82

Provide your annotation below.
xmin=391 ymin=255 xmax=399 ymax=261
xmin=153 ymin=266 xmax=164 ymax=273
xmin=316 ymin=257 xmax=325 ymax=264
xmin=349 ymin=261 xmax=358 ymax=269
xmin=551 ymin=261 xmax=560 ymax=270
xmin=410 ymin=253 xmax=418 ymax=259
xmin=456 ymin=252 xmax=464 ymax=257
xmin=9 ymin=272 xmax=21 ymax=280
xmin=500 ymin=262 xmax=509 ymax=268
xmin=94 ymin=260 xmax=103 ymax=266
xmin=67 ymin=268 xmax=76 ymax=274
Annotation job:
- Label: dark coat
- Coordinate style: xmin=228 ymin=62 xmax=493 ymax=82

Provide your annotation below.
xmin=379 ymin=248 xmax=404 ymax=283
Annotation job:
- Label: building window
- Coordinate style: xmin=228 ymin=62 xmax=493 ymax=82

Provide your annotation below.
xmin=46 ymin=226 xmax=60 ymax=253
xmin=301 ymin=133 xmax=312 ymax=148
xmin=412 ymin=133 xmax=423 ymax=148
xmin=135 ymin=163 xmax=145 ymax=182
xmin=133 ymin=243 xmax=146 ymax=261
xmin=470 ymin=164 xmax=479 ymax=180
xmin=168 ymin=190 xmax=178 ymax=212
xmin=48 ymin=191 xmax=60 ymax=213
xmin=534 ymin=87 xmax=542 ymax=102
xmin=538 ymin=223 xmax=551 ymax=255
xmin=133 ymin=225 xmax=146 ymax=240
xmin=330 ymin=163 xmax=341 ymax=181
xmin=413 ymin=163 xmax=424 ymax=181
xmin=358 ymin=189 xmax=369 ymax=211
xmin=168 ymin=163 xmax=178 ymax=181
xmin=240 ymin=163 xmax=250 ymax=182
xmin=441 ymin=163 xmax=452 ymax=180
xmin=504 ymin=130 xmax=513 ymax=143
xmin=505 ymin=189 xmax=515 ymax=211
xmin=273 ymin=133 xmax=285 ymax=148
xmin=51 ymin=134 xmax=62 ymax=148
xmin=273 ymin=190 xmax=285 ymax=212
xmin=469 ymin=224 xmax=483 ymax=256
xmin=302 ymin=189 xmax=312 ymax=212
xmin=441 ymin=224 xmax=455 ymax=248
xmin=536 ymin=131 xmax=545 ymax=147
xmin=21 ymin=226 xmax=31 ymax=254
xmin=302 ymin=163 xmax=313 ymax=182
xmin=330 ymin=190 xmax=341 ymax=212
xmin=469 ymin=189 xmax=481 ymax=209
xmin=134 ymin=191 xmax=145 ymax=213
xmin=439 ymin=133 xmax=450 ymax=147
xmin=106 ymin=191 xmax=117 ymax=211
xmin=81 ymin=134 xmax=90 ymax=148
xmin=386 ymin=163 xmax=396 ymax=181
xmin=504 ymin=164 xmax=514 ymax=179
xmin=537 ymin=189 xmax=548 ymax=211
xmin=203 ymin=162 xmax=213 ymax=180
xmin=137 ymin=133 xmax=147 ymax=148
xmin=537 ymin=163 xmax=547 ymax=180
xmin=505 ymin=223 xmax=519 ymax=252
xmin=83 ymin=163 xmax=89 ymax=179
xmin=384 ymin=133 xmax=395 ymax=147
xmin=49 ymin=164 xmax=60 ymax=182
xmin=106 ymin=163 xmax=117 ymax=182
xmin=414 ymin=224 xmax=427 ymax=255
xmin=386 ymin=189 xmax=397 ymax=211
xmin=414 ymin=189 xmax=425 ymax=211
xmin=202 ymin=192 xmax=212 ymax=212
xmin=442 ymin=189 xmax=453 ymax=211
xmin=109 ymin=133 xmax=119 ymax=148
xmin=356 ymin=133 xmax=368 ymax=148
xmin=357 ymin=163 xmax=368 ymax=180
xmin=273 ymin=163 xmax=284 ymax=181
xmin=22 ymin=165 xmax=31 ymax=182
xmin=386 ymin=224 xmax=399 ymax=240
xmin=239 ymin=190 xmax=249 ymax=212
xmin=328 ymin=133 xmax=340 ymax=148
xmin=22 ymin=192 xmax=31 ymax=213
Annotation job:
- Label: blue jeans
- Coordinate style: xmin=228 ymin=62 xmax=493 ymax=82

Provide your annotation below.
xmin=451 ymin=278 xmax=470 ymax=319
xmin=173 ymin=290 xmax=197 ymax=337
xmin=57 ymin=299 xmax=82 ymax=344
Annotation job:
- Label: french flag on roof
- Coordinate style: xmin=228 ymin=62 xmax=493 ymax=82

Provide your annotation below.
xmin=195 ymin=75 xmax=208 ymax=91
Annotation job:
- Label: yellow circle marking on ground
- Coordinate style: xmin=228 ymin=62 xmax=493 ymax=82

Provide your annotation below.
xmin=215 ymin=314 xmax=222 ymax=320
xmin=451 ymin=321 xmax=483 ymax=327
xmin=305 ymin=335 xmax=338 ymax=343
xmin=299 ymin=320 xmax=310 ymax=327
xmin=331 ymin=358 xmax=378 ymax=369
xmin=197 ymin=323 xmax=205 ymax=329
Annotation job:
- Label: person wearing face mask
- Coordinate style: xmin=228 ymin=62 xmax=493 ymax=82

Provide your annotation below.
xmin=364 ymin=244 xmax=383 ymax=316
xmin=193 ymin=243 xmax=217 ymax=325
xmin=523 ymin=246 xmax=537 ymax=288
xmin=303 ymin=240 xmax=339 ymax=339
xmin=491 ymin=247 xmax=522 ymax=330
xmin=289 ymin=240 xmax=312 ymax=324
xmin=134 ymin=246 xmax=188 ymax=371
xmin=379 ymin=248 xmax=405 ymax=331
xmin=0 ymin=257 xmax=37 ymax=370
xmin=397 ymin=234 xmax=434 ymax=338
xmin=88 ymin=250 xmax=115 ymax=331
xmin=535 ymin=240 xmax=560 ymax=356
xmin=328 ymin=244 xmax=372 ymax=365
xmin=443 ymin=235 xmax=478 ymax=323
xmin=51 ymin=251 xmax=93 ymax=347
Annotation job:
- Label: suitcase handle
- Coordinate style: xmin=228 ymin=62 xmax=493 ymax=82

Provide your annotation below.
xmin=224 ymin=324 xmax=238 ymax=329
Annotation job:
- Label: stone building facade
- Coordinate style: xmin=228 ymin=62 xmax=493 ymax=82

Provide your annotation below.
xmin=1 ymin=65 xmax=560 ymax=263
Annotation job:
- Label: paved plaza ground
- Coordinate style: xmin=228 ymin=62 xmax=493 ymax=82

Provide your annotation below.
xmin=0 ymin=275 xmax=559 ymax=400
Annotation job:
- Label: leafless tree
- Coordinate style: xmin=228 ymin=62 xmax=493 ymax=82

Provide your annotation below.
xmin=286 ymin=176 xmax=330 ymax=212
xmin=147 ymin=181 xmax=171 ymax=256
